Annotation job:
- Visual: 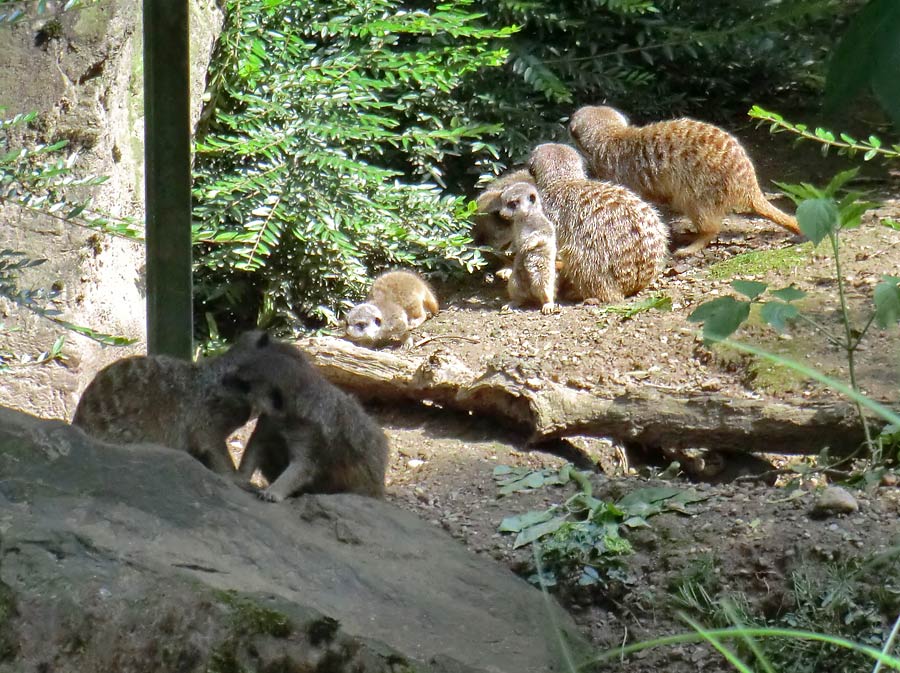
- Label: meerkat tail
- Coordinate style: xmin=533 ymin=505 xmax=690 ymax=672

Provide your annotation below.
xmin=423 ymin=291 xmax=439 ymax=316
xmin=750 ymin=192 xmax=801 ymax=234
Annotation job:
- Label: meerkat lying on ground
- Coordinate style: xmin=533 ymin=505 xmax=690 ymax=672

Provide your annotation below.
xmin=568 ymin=105 xmax=801 ymax=256
xmin=498 ymin=181 xmax=557 ymax=314
xmin=229 ymin=345 xmax=389 ymax=501
xmin=72 ymin=331 xmax=295 ymax=475
xmin=527 ymin=142 xmax=669 ymax=303
xmin=345 ymin=269 xmax=439 ymax=348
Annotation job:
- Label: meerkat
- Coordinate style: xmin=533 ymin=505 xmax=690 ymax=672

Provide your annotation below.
xmin=345 ymin=269 xmax=439 ymax=348
xmin=568 ymin=105 xmax=801 ymax=256
xmin=527 ymin=143 xmax=668 ymax=303
xmin=498 ymin=181 xmax=557 ymax=314
xmin=71 ymin=331 xmax=298 ymax=476
xmin=471 ymin=168 xmax=537 ymax=261
xmin=228 ymin=347 xmax=389 ymax=502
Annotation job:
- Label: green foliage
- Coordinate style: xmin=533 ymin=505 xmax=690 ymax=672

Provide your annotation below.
xmin=192 ymin=0 xmax=513 ymax=334
xmin=594 ymin=292 xmax=673 ymax=320
xmin=0 ymin=106 xmax=137 ymax=353
xmin=0 ymin=250 xmax=135 ymax=350
xmin=0 ymin=0 xmax=102 ymax=24
xmin=468 ymin=0 xmax=855 ymax=169
xmin=750 ymin=106 xmax=900 ymax=161
xmin=824 ymin=0 xmax=900 ymax=128
xmin=496 ymin=464 xmax=707 ymax=587
xmin=689 ymin=169 xmax=899 ymax=456
xmin=0 ymin=110 xmax=143 ymax=240
xmin=658 ymin=552 xmax=900 ymax=673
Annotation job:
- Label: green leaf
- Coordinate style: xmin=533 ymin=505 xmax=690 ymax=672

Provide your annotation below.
xmin=796 ymin=198 xmax=840 ymax=245
xmin=874 ymin=275 xmax=900 ymax=329
xmin=731 ymin=280 xmax=767 ymax=300
xmin=770 ymin=285 xmax=807 ymax=302
xmin=883 ymin=219 xmax=900 ymax=230
xmin=512 ymin=516 xmax=568 ymax=548
xmin=499 ymin=509 xmax=554 ymax=533
xmin=823 ymin=167 xmax=860 ymax=196
xmin=687 ymin=296 xmax=752 ymax=344
xmin=760 ymin=301 xmax=799 ymax=333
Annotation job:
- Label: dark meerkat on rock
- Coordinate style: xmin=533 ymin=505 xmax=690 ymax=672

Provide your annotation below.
xmin=71 ymin=331 xmax=298 ymax=476
xmin=230 ymin=347 xmax=390 ymax=502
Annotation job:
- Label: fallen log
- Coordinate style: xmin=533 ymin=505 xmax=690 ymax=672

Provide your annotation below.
xmin=298 ymin=336 xmax=865 ymax=454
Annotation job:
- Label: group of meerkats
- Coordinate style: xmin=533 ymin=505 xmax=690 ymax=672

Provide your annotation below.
xmin=69 ymin=104 xmax=802 ymax=504
xmin=344 ymin=104 xmax=801 ymax=347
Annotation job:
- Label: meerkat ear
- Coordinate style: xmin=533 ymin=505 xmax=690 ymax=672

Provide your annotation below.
xmin=254 ymin=331 xmax=271 ymax=348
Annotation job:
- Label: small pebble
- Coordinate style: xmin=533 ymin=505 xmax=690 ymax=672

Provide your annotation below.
xmin=813 ymin=486 xmax=859 ymax=516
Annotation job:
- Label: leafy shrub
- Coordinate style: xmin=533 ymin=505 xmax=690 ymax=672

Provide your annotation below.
xmin=191 ymin=0 xmax=514 ymax=336
xmin=465 ymin=0 xmax=859 ymax=171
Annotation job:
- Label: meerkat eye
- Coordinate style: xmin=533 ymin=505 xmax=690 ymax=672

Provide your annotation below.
xmin=354 ymin=321 xmax=367 ymax=330
xmin=508 ymin=199 xmax=519 ymax=209
xmin=528 ymin=193 xmax=536 ymax=204
xmin=373 ymin=317 xmax=382 ymax=327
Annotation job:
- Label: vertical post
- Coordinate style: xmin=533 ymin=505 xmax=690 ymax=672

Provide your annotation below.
xmin=143 ymin=0 xmax=193 ymax=359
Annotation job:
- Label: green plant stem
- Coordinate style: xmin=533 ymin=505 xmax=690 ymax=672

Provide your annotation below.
xmin=795 ymin=313 xmax=845 ymax=349
xmin=830 ymin=231 xmax=875 ymax=451
xmin=873 ymin=613 xmax=900 ymax=673
xmin=852 ymin=312 xmax=878 ymax=351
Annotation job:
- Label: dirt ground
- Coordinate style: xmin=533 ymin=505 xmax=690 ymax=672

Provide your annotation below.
xmin=368 ymin=123 xmax=900 ymax=671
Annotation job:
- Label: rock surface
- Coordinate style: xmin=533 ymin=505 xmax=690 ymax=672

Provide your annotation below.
xmin=0 ymin=406 xmax=586 ymax=673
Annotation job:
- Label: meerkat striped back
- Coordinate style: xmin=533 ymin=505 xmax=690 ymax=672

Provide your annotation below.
xmin=527 ymin=143 xmax=668 ymax=303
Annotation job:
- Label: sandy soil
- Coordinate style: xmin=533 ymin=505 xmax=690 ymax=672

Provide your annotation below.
xmin=370 ymin=123 xmax=900 ymax=671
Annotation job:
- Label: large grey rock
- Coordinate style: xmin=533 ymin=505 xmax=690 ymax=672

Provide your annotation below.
xmin=0 ymin=407 xmax=587 ymax=672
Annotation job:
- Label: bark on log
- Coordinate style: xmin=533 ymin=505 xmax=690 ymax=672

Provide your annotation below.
xmin=298 ymin=337 xmax=865 ymax=454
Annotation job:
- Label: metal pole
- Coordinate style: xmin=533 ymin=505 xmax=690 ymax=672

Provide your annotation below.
xmin=143 ymin=0 xmax=193 ymax=359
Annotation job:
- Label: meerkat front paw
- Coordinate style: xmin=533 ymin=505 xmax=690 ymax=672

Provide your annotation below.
xmin=540 ymin=302 xmax=558 ymax=314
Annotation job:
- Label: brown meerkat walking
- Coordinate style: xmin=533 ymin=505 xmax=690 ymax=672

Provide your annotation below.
xmin=527 ymin=143 xmax=668 ymax=303
xmin=229 ymin=346 xmax=389 ymax=501
xmin=568 ymin=105 xmax=801 ymax=256
xmin=345 ymin=269 xmax=439 ymax=348
xmin=498 ymin=181 xmax=557 ymax=313
xmin=72 ymin=331 xmax=300 ymax=476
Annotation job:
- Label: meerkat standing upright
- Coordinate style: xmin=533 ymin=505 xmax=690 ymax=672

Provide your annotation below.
xmin=345 ymin=269 xmax=439 ymax=348
xmin=471 ymin=168 xmax=537 ymax=259
xmin=498 ymin=181 xmax=557 ymax=314
xmin=527 ymin=143 xmax=668 ymax=303
xmin=72 ymin=331 xmax=300 ymax=475
xmin=568 ymin=105 xmax=801 ymax=256
xmin=229 ymin=346 xmax=390 ymax=501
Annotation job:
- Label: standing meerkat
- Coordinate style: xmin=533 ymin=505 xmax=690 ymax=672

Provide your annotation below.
xmin=568 ymin=105 xmax=801 ymax=256
xmin=229 ymin=347 xmax=389 ymax=501
xmin=345 ymin=269 xmax=439 ymax=348
xmin=471 ymin=168 xmax=537 ymax=259
xmin=72 ymin=331 xmax=297 ymax=475
xmin=527 ymin=143 xmax=668 ymax=303
xmin=498 ymin=181 xmax=557 ymax=314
